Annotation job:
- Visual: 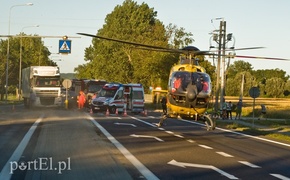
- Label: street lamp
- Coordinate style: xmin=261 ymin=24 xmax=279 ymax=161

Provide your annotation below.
xmin=19 ymin=25 xmax=39 ymax=100
xmin=5 ymin=2 xmax=33 ymax=102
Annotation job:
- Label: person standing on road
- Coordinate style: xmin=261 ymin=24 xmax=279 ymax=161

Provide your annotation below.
xmin=226 ymin=101 xmax=233 ymax=120
xmin=235 ymin=99 xmax=243 ymax=120
xmin=158 ymin=96 xmax=167 ymax=127
xmin=160 ymin=96 xmax=167 ymax=115
xmin=78 ymin=91 xmax=86 ymax=109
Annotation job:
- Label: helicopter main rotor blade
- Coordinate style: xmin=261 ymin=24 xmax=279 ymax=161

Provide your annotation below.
xmin=230 ymin=47 xmax=265 ymax=51
xmin=133 ymin=46 xmax=183 ymax=53
xmin=207 ymin=53 xmax=290 ymax=61
xmin=234 ymin=55 xmax=290 ymax=61
xmin=77 ymin=32 xmax=173 ymax=51
xmin=77 ymin=33 xmax=267 ymax=57
xmin=77 ymin=33 xmax=207 ymax=54
xmin=209 ymin=47 xmax=265 ymax=54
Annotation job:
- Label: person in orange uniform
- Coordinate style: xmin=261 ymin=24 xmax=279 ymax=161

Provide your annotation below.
xmin=78 ymin=91 xmax=86 ymax=109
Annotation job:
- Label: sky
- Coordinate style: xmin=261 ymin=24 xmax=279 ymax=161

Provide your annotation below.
xmin=1 ymin=0 xmax=290 ymax=75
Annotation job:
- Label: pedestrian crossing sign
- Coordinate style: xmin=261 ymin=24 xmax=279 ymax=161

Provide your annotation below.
xmin=59 ymin=40 xmax=72 ymax=54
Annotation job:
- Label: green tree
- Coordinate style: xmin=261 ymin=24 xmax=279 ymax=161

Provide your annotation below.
xmin=76 ymin=0 xmax=199 ymax=91
xmin=225 ymin=60 xmax=254 ymax=96
xmin=225 ymin=60 xmax=289 ymax=98
xmin=265 ymin=77 xmax=285 ymax=98
xmin=166 ymin=23 xmax=193 ymax=49
xmin=226 ymin=60 xmax=253 ymax=79
xmin=284 ymin=80 xmax=290 ymax=96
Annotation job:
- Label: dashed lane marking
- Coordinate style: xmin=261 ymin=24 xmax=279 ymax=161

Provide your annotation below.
xmin=174 ymin=134 xmax=184 ymax=138
xmin=165 ymin=131 xmax=174 ymax=134
xmin=238 ymin=161 xmax=261 ymax=168
xmin=270 ymin=174 xmax=290 ymax=180
xmin=187 ymin=139 xmax=195 ymax=143
xmin=199 ymin=144 xmax=213 ymax=149
xmin=216 ymin=152 xmax=234 ymax=157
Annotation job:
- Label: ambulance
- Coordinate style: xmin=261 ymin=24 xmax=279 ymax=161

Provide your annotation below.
xmin=91 ymin=83 xmax=145 ymax=114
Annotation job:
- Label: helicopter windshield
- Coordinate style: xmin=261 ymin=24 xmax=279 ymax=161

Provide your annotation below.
xmin=168 ymin=72 xmax=211 ymax=94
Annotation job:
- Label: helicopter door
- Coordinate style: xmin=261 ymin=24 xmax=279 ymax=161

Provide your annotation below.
xmin=124 ymin=86 xmax=132 ymax=110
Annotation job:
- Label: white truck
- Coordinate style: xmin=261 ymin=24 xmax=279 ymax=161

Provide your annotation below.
xmin=22 ymin=66 xmax=62 ymax=108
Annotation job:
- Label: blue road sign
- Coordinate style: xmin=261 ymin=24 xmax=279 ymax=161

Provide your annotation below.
xmin=59 ymin=40 xmax=71 ymax=53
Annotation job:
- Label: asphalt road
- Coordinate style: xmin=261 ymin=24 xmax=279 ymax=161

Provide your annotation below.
xmin=0 ymin=106 xmax=290 ymax=180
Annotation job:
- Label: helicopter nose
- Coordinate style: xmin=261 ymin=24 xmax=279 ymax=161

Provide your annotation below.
xmin=187 ymin=84 xmax=197 ymax=101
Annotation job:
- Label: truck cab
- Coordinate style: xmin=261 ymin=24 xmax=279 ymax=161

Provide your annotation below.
xmin=22 ymin=66 xmax=62 ymax=108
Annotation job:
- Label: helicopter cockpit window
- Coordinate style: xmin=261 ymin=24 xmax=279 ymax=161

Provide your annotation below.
xmin=169 ymin=72 xmax=190 ymax=93
xmin=198 ymin=73 xmax=211 ymax=93
xmin=169 ymin=72 xmax=211 ymax=94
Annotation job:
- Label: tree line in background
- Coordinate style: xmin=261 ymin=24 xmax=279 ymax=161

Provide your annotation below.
xmin=0 ymin=0 xmax=289 ymax=100
xmin=225 ymin=60 xmax=290 ymax=98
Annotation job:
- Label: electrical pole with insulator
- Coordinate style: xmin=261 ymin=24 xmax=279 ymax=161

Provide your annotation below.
xmin=220 ymin=20 xmax=226 ymax=110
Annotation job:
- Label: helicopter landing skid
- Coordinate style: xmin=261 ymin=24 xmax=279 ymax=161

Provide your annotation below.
xmin=157 ymin=114 xmax=168 ymax=127
xmin=203 ymin=114 xmax=216 ymax=131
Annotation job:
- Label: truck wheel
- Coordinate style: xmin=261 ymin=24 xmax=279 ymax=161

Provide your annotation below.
xmin=110 ymin=106 xmax=116 ymax=114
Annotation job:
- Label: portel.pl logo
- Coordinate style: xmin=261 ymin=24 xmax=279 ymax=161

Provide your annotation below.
xmin=10 ymin=157 xmax=71 ymax=174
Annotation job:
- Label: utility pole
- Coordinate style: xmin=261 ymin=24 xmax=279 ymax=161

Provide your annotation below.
xmin=213 ymin=20 xmax=226 ymax=112
xmin=210 ymin=19 xmax=235 ymax=113
xmin=220 ymin=21 xmax=226 ymax=109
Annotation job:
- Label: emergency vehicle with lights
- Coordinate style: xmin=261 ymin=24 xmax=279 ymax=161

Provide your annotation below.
xmin=91 ymin=83 xmax=145 ymax=114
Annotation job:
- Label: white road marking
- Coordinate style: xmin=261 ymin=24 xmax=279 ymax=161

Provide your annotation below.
xmin=168 ymin=159 xmax=238 ymax=179
xmin=270 ymin=174 xmax=290 ymax=180
xmin=238 ymin=161 xmax=261 ymax=168
xmin=114 ymin=122 xmax=136 ymax=127
xmin=199 ymin=144 xmax=213 ymax=149
xmin=187 ymin=139 xmax=195 ymax=143
xmin=130 ymin=134 xmax=164 ymax=142
xmin=126 ymin=114 xmax=290 ymax=180
xmin=100 ymin=113 xmax=290 ymax=179
xmin=130 ymin=116 xmax=156 ymax=127
xmin=178 ymin=118 xmax=290 ymax=148
xmin=165 ymin=131 xmax=174 ymax=134
xmin=174 ymin=134 xmax=184 ymax=138
xmin=88 ymin=115 xmax=159 ymax=180
xmin=0 ymin=115 xmax=44 ymax=179
xmin=216 ymin=152 xmax=233 ymax=157
xmin=152 ymin=123 xmax=160 ymax=127
xmin=106 ymin=116 xmax=121 ymax=119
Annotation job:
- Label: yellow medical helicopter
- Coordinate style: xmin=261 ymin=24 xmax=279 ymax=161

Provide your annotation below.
xmin=77 ymin=33 xmax=287 ymax=130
